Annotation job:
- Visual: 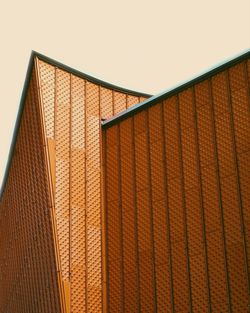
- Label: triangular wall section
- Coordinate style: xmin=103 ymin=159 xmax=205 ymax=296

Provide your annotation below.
xmin=0 ymin=64 xmax=64 ymax=312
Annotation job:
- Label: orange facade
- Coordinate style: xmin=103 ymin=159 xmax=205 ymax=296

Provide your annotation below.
xmin=103 ymin=57 xmax=250 ymax=312
xmin=0 ymin=53 xmax=148 ymax=313
xmin=0 ymin=51 xmax=249 ymax=312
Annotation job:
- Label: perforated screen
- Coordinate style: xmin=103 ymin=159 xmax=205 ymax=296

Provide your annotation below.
xmin=103 ymin=59 xmax=250 ymax=312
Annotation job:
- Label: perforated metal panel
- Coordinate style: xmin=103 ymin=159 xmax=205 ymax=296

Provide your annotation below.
xmin=1 ymin=52 xmax=249 ymax=313
xmin=103 ymin=58 xmax=250 ymax=312
xmin=0 ymin=67 xmax=62 ymax=313
xmin=36 ymin=57 xmax=147 ymax=313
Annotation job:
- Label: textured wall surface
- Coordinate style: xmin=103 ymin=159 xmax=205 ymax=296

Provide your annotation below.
xmin=36 ymin=57 xmax=147 ymax=313
xmin=0 ymin=68 xmax=63 ymax=312
xmin=102 ymin=59 xmax=250 ymax=312
xmin=0 ymin=54 xmax=147 ymax=313
xmin=0 ymin=52 xmax=249 ymax=313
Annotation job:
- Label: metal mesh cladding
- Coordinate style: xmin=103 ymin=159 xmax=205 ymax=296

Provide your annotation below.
xmin=0 ymin=67 xmax=62 ymax=312
xmin=103 ymin=58 xmax=250 ymax=312
xmin=1 ymin=53 xmax=248 ymax=313
xmin=37 ymin=58 xmax=146 ymax=313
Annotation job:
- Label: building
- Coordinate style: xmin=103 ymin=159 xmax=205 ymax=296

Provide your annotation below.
xmin=0 ymin=51 xmax=249 ymax=312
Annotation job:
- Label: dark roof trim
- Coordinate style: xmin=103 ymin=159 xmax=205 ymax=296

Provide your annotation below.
xmin=0 ymin=51 xmax=151 ymax=200
xmin=34 ymin=51 xmax=151 ymax=98
xmin=0 ymin=52 xmax=35 ymax=199
xmin=102 ymin=50 xmax=250 ymax=129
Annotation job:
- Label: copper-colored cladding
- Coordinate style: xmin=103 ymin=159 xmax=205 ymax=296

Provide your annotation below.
xmin=103 ymin=59 xmax=250 ymax=312
xmin=36 ymin=59 xmax=147 ymax=313
xmin=0 ymin=53 xmax=147 ymax=313
xmin=0 ymin=67 xmax=63 ymax=312
xmin=0 ymin=52 xmax=249 ymax=313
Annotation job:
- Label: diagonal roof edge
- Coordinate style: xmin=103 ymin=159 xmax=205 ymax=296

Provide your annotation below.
xmin=1 ymin=50 xmax=249 ymax=199
xmin=34 ymin=51 xmax=151 ymax=98
xmin=102 ymin=49 xmax=250 ymax=129
xmin=0 ymin=52 xmax=35 ymax=200
xmin=0 ymin=51 xmax=151 ymax=199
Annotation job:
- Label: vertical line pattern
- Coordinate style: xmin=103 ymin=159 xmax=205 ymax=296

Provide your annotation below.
xmin=100 ymin=131 xmax=107 ymax=313
xmin=69 ymin=74 xmax=72 ymax=285
xmin=2 ymin=53 xmax=250 ymax=313
xmin=208 ymin=78 xmax=232 ymax=312
xmin=30 ymin=71 xmax=45 ymax=311
xmin=117 ymin=124 xmax=125 ymax=312
xmin=54 ymin=66 xmax=56 ymax=140
xmin=98 ymin=85 xmax=105 ymax=313
xmin=161 ymin=102 xmax=175 ymax=312
xmin=103 ymin=130 xmax=110 ymax=313
xmin=32 ymin=62 xmax=45 ymax=310
xmin=131 ymin=117 xmax=141 ymax=313
xmin=192 ymin=86 xmax=211 ymax=312
xmin=38 ymin=72 xmax=53 ymax=310
xmin=225 ymin=69 xmax=250 ymax=297
xmin=84 ymin=79 xmax=88 ymax=313
xmin=53 ymin=66 xmax=67 ymax=312
xmin=0 ymin=57 xmax=149 ymax=313
xmin=244 ymin=61 xmax=250 ymax=113
xmin=176 ymin=94 xmax=193 ymax=313
xmin=145 ymin=109 xmax=158 ymax=312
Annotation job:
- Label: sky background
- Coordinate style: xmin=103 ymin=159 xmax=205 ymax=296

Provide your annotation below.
xmin=0 ymin=0 xmax=249 ymax=189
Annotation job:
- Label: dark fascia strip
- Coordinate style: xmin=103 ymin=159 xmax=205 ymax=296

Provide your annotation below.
xmin=102 ymin=50 xmax=250 ymax=129
xmin=0 ymin=52 xmax=35 ymax=199
xmin=34 ymin=51 xmax=151 ymax=98
xmin=0 ymin=51 xmax=151 ymax=200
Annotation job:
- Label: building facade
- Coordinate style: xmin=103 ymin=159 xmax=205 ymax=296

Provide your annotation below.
xmin=0 ymin=51 xmax=249 ymax=312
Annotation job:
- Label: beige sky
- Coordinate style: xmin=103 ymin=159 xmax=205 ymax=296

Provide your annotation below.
xmin=0 ymin=0 xmax=249 ymax=189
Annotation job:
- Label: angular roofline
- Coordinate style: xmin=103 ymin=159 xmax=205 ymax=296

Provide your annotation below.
xmin=34 ymin=51 xmax=151 ymax=98
xmin=1 ymin=50 xmax=249 ymax=199
xmin=0 ymin=53 xmax=35 ymax=200
xmin=102 ymin=49 xmax=250 ymax=129
xmin=0 ymin=51 xmax=151 ymax=199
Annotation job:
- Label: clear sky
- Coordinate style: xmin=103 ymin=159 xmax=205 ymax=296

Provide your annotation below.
xmin=0 ymin=0 xmax=249 ymax=189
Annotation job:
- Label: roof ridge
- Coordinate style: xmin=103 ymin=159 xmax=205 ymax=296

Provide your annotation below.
xmin=33 ymin=51 xmax=151 ymax=98
xmin=102 ymin=50 xmax=250 ymax=128
xmin=0 ymin=51 xmax=151 ymax=199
